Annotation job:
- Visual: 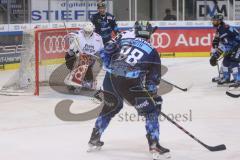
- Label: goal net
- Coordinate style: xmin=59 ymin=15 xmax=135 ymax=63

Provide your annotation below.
xmin=0 ymin=27 xmax=80 ymax=96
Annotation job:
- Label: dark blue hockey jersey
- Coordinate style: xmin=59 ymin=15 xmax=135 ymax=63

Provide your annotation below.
xmin=91 ymin=12 xmax=118 ymax=44
xmin=100 ymin=38 xmax=161 ymax=86
xmin=216 ymin=23 xmax=240 ymax=48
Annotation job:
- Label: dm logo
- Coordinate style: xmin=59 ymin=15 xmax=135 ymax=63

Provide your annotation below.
xmin=197 ymin=1 xmax=228 ymax=19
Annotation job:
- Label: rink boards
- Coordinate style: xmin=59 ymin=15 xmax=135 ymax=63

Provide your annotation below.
xmin=1 ymin=21 xmax=240 ymax=70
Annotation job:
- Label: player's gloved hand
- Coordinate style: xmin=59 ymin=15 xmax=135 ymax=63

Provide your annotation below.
xmin=209 ymin=56 xmax=218 ymax=66
xmin=104 ymin=41 xmax=120 ymax=55
xmin=65 ymin=53 xmax=76 ymax=70
xmin=209 ymin=48 xmax=222 ymax=66
xmin=146 ymin=83 xmax=158 ymax=96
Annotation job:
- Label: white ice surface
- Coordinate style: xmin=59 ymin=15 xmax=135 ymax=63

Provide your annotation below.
xmin=0 ymin=58 xmax=239 ymax=160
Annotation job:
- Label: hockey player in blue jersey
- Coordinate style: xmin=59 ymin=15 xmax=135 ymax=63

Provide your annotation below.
xmin=90 ymin=1 xmax=119 ymax=44
xmin=88 ymin=21 xmax=171 ymax=160
xmin=210 ymin=13 xmax=240 ymax=87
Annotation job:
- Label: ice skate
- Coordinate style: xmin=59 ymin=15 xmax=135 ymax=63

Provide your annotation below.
xmin=229 ymin=81 xmax=240 ymax=88
xmin=217 ymin=78 xmax=231 ymax=85
xmin=212 ymin=76 xmax=221 ymax=83
xmin=146 ymin=134 xmax=171 ymax=160
xmin=87 ymin=128 xmax=104 ymax=152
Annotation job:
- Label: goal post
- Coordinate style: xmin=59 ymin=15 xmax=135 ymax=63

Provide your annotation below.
xmin=0 ymin=27 xmax=80 ymax=96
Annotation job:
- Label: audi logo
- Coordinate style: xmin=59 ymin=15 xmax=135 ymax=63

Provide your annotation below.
xmin=43 ymin=35 xmax=68 ymax=54
xmin=151 ymin=32 xmax=171 ymax=49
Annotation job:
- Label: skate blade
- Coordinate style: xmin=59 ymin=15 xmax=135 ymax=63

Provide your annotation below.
xmin=152 ymin=152 xmax=171 ymax=160
xmin=87 ymin=145 xmax=102 ymax=152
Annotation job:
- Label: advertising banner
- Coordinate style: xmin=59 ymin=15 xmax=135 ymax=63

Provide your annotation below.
xmin=31 ymin=0 xmax=113 ymax=23
xmin=235 ymin=1 xmax=240 ymax=20
xmin=0 ymin=31 xmax=23 ymax=65
xmin=196 ymin=0 xmax=228 ymax=20
xmin=38 ymin=28 xmax=79 ymax=60
xmin=151 ymin=27 xmax=216 ymax=57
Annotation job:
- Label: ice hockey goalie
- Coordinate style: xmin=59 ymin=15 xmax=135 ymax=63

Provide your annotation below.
xmin=64 ymin=22 xmax=104 ymax=92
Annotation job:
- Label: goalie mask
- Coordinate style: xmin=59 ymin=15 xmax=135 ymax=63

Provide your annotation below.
xmin=83 ymin=22 xmax=95 ymax=38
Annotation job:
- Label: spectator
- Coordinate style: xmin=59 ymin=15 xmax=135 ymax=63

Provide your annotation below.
xmin=163 ymin=8 xmax=177 ymax=20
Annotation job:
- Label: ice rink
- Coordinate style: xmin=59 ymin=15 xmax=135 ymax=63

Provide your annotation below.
xmin=0 ymin=57 xmax=239 ymax=160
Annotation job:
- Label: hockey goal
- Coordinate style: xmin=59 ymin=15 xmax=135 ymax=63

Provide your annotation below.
xmin=0 ymin=27 xmax=80 ymax=96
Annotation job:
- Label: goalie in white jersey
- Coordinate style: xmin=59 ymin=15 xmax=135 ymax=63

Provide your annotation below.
xmin=64 ymin=22 xmax=104 ymax=91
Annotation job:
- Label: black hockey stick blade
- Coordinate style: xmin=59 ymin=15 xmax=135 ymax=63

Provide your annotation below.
xmin=206 ymin=144 xmax=226 ymax=152
xmin=160 ymin=112 xmax=226 ymax=152
xmin=226 ymin=91 xmax=240 ymax=98
xmin=181 ymin=88 xmax=188 ymax=92
xmin=161 ymin=79 xmax=189 ymax=92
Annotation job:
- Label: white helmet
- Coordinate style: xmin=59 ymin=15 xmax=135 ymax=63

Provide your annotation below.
xmin=83 ymin=22 xmax=95 ymax=37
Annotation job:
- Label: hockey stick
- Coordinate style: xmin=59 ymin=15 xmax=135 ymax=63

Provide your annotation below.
xmin=226 ymin=91 xmax=240 ymax=98
xmin=143 ymin=84 xmax=226 ymax=152
xmin=160 ymin=112 xmax=226 ymax=152
xmin=161 ymin=79 xmax=188 ymax=92
xmin=217 ymin=62 xmax=220 ymax=78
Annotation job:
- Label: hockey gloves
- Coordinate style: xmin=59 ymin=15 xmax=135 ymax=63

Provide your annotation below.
xmin=65 ymin=53 xmax=76 ymax=70
xmin=146 ymin=83 xmax=158 ymax=96
xmin=210 ymin=48 xmax=222 ymax=66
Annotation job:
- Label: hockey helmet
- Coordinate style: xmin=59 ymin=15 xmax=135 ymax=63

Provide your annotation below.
xmin=134 ymin=21 xmax=153 ymax=39
xmin=211 ymin=13 xmax=224 ymax=27
xmin=97 ymin=2 xmax=106 ymax=9
xmin=212 ymin=13 xmax=224 ymax=21
xmin=83 ymin=22 xmax=95 ymax=37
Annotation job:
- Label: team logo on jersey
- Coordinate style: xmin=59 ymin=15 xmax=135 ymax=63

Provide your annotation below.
xmin=83 ymin=44 xmax=95 ymax=53
xmin=107 ymin=16 xmax=113 ymax=20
